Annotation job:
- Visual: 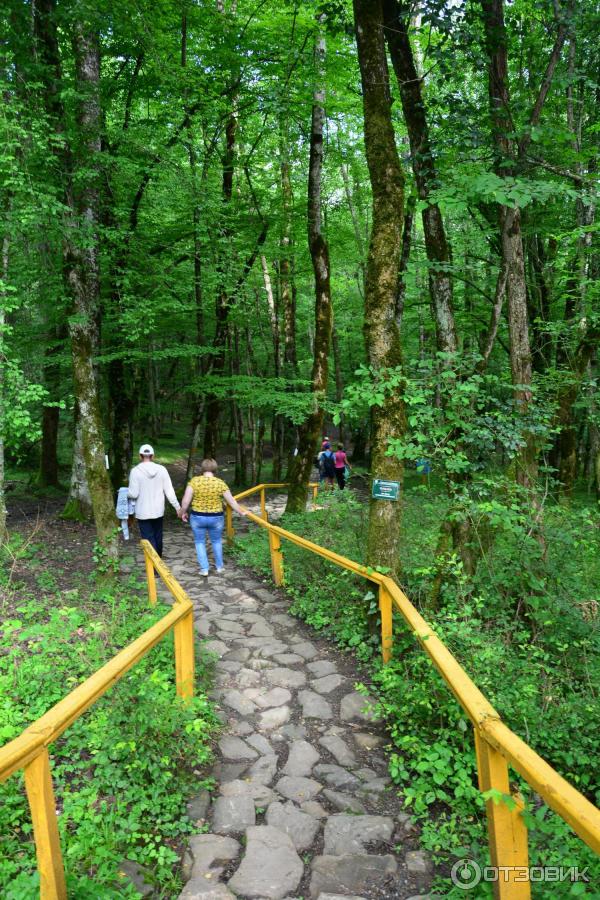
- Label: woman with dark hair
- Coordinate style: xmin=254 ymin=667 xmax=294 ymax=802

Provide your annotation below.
xmin=180 ymin=458 xmax=247 ymax=576
xmin=334 ymin=443 xmax=351 ymax=490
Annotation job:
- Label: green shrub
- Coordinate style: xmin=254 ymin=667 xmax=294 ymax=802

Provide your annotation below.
xmin=234 ymin=488 xmax=600 ymax=896
xmin=0 ymin=572 xmax=218 ymax=899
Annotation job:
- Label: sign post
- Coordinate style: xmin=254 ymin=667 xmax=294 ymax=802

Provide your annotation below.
xmin=371 ymin=479 xmax=401 ymax=501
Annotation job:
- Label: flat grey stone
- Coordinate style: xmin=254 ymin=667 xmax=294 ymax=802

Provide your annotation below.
xmin=273 ymin=653 xmax=304 ymax=665
xmin=232 ymin=721 xmax=253 ymax=736
xmin=245 ymin=687 xmax=292 ymax=709
xmin=259 ymin=705 xmax=291 ymax=730
xmin=318 ymin=735 xmax=357 ymax=768
xmin=309 ymin=854 xmax=398 ymax=898
xmin=314 ymin=764 xmax=360 ymax=791
xmin=311 ymin=674 xmax=346 ymax=694
xmin=298 ymin=691 xmax=333 ymax=720
xmin=254 ymin=589 xmax=279 ymax=602
xmin=246 ymin=733 xmax=273 ymax=755
xmin=248 ymin=658 xmax=276 ymax=671
xmin=216 ymin=660 xmax=243 ymax=674
xmin=186 ymin=789 xmax=211 ymax=823
xmin=323 ymin=815 xmax=394 ymax=855
xmin=316 ymin=896 xmax=366 ymax=900
xmin=203 ymin=640 xmax=228 ymax=658
xmin=307 ymin=660 xmax=338 ymax=677
xmin=301 ymin=800 xmax=329 ymax=818
xmin=356 ymin=767 xmax=380 ymax=782
xmin=265 ymin=667 xmax=307 ymax=689
xmin=187 ymin=834 xmax=240 ymax=881
xmin=220 ymin=780 xmax=275 ymax=806
xmin=213 ymin=762 xmax=249 ymax=783
xmin=282 ymin=740 xmax=320 ymax=777
xmin=212 ymin=796 xmax=256 ymax=835
xmin=218 ymin=619 xmax=245 ymax=634
xmin=353 ymin=732 xmax=384 ymax=750
xmin=228 ymin=825 xmax=303 ymax=899
xmin=225 ymin=647 xmax=251 ymax=661
xmin=179 ymin=881 xmax=236 ymax=899
xmin=292 ymin=641 xmax=319 ymax=660
xmin=276 ymin=724 xmax=308 ymax=741
xmin=322 ymin=790 xmax=367 ymax=815
xmin=270 ymin=614 xmax=296 ymax=627
xmin=218 ymin=737 xmax=258 ymax=761
xmin=195 ymin=619 xmax=212 ymax=637
xmin=249 ymin=621 xmax=274 ymax=637
xmin=275 ymin=775 xmax=322 ymax=803
xmin=221 ymin=690 xmax=257 ymax=716
xmin=340 ymin=692 xmax=380 ymax=723
xmin=405 ymin=850 xmax=433 ymax=875
xmin=236 ymin=668 xmax=263 ymax=688
xmin=247 ymin=754 xmax=278 ymax=785
xmin=266 ymin=800 xmax=320 ymax=851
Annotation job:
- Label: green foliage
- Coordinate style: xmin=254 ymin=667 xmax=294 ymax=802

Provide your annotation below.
xmin=0 ymin=560 xmax=218 ymax=898
xmin=234 ymin=489 xmax=600 ymax=896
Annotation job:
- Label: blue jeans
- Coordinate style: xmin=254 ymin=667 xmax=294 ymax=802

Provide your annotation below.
xmin=190 ymin=513 xmax=224 ymax=571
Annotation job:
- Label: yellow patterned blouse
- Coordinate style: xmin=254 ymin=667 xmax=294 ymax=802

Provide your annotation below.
xmin=188 ymin=476 xmax=229 ymax=513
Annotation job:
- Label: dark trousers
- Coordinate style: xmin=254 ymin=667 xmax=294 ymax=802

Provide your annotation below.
xmin=138 ymin=517 xmax=164 ymax=557
xmin=335 ymin=468 xmax=346 ymax=490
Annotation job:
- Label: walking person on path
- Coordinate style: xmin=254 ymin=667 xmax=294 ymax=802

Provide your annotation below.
xmin=128 ymin=444 xmax=182 ymax=557
xmin=320 ymin=442 xmax=336 ymax=490
xmin=180 ymin=458 xmax=247 ymax=576
xmin=334 ymin=442 xmax=352 ymax=490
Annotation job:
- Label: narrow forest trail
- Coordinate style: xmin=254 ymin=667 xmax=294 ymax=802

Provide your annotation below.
xmin=133 ymin=494 xmax=436 ymax=900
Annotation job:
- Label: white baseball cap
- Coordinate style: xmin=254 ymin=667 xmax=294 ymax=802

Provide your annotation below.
xmin=139 ymin=444 xmax=154 ymax=456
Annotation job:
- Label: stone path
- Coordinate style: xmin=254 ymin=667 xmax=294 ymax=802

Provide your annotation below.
xmin=134 ymin=495 xmax=434 ymax=900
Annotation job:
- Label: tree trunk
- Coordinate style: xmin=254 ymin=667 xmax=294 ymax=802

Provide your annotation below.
xmin=0 ymin=229 xmax=9 ymax=541
xmin=62 ymin=408 xmax=92 ymax=520
xmin=383 ymin=0 xmax=457 ymax=357
xmin=481 ymin=0 xmax=568 ymax=500
xmin=353 ymin=0 xmax=407 ymax=575
xmin=66 ymin=22 xmax=117 ymax=557
xmin=285 ymin=18 xmax=333 ymax=514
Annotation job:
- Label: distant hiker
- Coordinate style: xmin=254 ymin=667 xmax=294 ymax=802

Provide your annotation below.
xmin=334 ymin=443 xmax=352 ymax=490
xmin=180 ymin=458 xmax=247 ymax=577
xmin=320 ymin=442 xmax=336 ymax=489
xmin=321 ymin=435 xmax=330 ymax=449
xmin=128 ymin=444 xmax=181 ymax=557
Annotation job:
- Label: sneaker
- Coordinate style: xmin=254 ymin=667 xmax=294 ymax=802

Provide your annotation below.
xmin=215 ymin=567 xmax=225 ymax=574
xmin=200 ymin=569 xmax=209 ymax=577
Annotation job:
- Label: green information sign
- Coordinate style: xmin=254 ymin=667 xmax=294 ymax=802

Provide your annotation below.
xmin=372 ymin=479 xmax=401 ymax=501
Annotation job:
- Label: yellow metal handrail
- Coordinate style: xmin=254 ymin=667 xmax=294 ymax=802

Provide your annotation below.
xmin=0 ymin=540 xmax=195 ymax=899
xmin=234 ymin=483 xmax=600 ymax=900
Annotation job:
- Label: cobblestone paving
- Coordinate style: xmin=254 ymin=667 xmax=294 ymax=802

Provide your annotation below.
xmin=136 ymin=496 xmax=435 ymax=900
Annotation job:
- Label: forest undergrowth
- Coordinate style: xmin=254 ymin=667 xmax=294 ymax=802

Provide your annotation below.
xmin=233 ymin=486 xmax=600 ymax=897
xmin=0 ymin=535 xmax=219 ymax=899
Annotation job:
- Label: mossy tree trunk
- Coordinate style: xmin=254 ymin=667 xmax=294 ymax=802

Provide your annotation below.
xmin=66 ymin=22 xmax=117 ymax=557
xmin=353 ymin=0 xmax=407 ymax=576
xmin=285 ymin=18 xmax=332 ymax=514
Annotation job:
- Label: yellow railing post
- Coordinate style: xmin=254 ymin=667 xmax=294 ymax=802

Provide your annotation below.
xmin=378 ymin=584 xmax=393 ymax=664
xmin=474 ymin=730 xmax=530 ymax=899
xmin=268 ymin=529 xmax=284 ymax=586
xmin=174 ymin=609 xmax=195 ymax=701
xmin=260 ymin=485 xmax=267 ymax=520
xmin=24 ymin=750 xmax=67 ymax=900
xmin=312 ymin=484 xmax=318 ymax=508
xmin=144 ymin=550 xmax=157 ymax=606
xmin=226 ymin=505 xmax=234 ymax=544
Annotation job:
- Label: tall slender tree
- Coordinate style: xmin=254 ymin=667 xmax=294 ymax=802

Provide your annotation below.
xmin=353 ymin=0 xmax=406 ymax=575
xmin=285 ymin=15 xmax=332 ymax=513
